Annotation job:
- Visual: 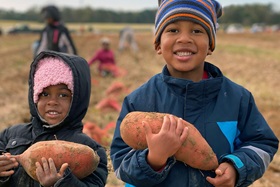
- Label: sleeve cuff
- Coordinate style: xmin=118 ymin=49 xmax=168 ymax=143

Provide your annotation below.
xmin=221 ymin=154 xmax=246 ymax=186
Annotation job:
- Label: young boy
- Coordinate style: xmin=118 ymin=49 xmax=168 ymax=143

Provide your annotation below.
xmin=35 ymin=5 xmax=77 ymax=56
xmin=110 ymin=0 xmax=279 ymax=187
xmin=0 ymin=51 xmax=108 ymax=186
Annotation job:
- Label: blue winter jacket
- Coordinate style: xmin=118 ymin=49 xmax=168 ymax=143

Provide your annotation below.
xmin=0 ymin=51 xmax=108 ymax=187
xmin=110 ymin=62 xmax=279 ymax=187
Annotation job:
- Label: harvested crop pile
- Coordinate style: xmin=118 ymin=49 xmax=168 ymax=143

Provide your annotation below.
xmin=120 ymin=111 xmax=218 ymax=170
xmin=12 ymin=140 xmax=100 ymax=181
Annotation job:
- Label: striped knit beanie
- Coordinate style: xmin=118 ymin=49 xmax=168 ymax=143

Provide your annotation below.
xmin=155 ymin=0 xmax=222 ymax=51
xmin=33 ymin=56 xmax=74 ymax=103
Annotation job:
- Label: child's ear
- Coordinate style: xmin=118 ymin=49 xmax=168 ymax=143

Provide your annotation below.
xmin=207 ymin=49 xmax=212 ymax=56
xmin=156 ymin=45 xmax=162 ymax=55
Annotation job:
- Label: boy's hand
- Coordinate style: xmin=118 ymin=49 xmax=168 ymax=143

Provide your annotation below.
xmin=206 ymin=162 xmax=237 ymax=187
xmin=0 ymin=153 xmax=19 ymax=177
xmin=36 ymin=157 xmax=68 ymax=187
xmin=144 ymin=115 xmax=188 ymax=170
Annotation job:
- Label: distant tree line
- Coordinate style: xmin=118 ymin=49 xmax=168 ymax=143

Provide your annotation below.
xmin=220 ymin=4 xmax=280 ymax=25
xmin=0 ymin=3 xmax=279 ymax=25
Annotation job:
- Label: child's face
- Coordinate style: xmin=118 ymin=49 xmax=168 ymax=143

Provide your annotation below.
xmin=37 ymin=84 xmax=72 ymax=126
xmin=156 ymin=20 xmax=212 ymax=81
xmin=102 ymin=42 xmax=110 ymax=50
xmin=45 ymin=17 xmax=54 ymax=24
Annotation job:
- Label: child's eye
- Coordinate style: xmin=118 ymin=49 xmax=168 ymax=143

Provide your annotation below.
xmin=193 ymin=29 xmax=203 ymax=34
xmin=167 ymin=28 xmax=179 ymax=33
xmin=59 ymin=93 xmax=70 ymax=98
xmin=40 ymin=92 xmax=49 ymax=97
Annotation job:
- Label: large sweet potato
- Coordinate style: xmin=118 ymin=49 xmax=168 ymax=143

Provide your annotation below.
xmin=120 ymin=111 xmax=218 ymax=170
xmin=13 ymin=140 xmax=100 ymax=181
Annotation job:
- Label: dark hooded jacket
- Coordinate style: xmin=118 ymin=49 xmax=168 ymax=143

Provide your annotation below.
xmin=110 ymin=62 xmax=278 ymax=187
xmin=0 ymin=51 xmax=108 ymax=187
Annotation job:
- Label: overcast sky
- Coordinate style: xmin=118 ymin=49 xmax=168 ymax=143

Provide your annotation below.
xmin=0 ymin=0 xmax=279 ymax=12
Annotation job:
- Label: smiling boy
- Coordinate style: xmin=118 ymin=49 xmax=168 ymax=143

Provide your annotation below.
xmin=110 ymin=1 xmax=279 ymax=187
xmin=157 ymin=20 xmax=211 ymax=81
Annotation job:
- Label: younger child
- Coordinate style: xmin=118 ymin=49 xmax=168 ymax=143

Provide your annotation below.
xmin=88 ymin=37 xmax=118 ymax=77
xmin=110 ymin=0 xmax=279 ymax=187
xmin=0 ymin=51 xmax=108 ymax=186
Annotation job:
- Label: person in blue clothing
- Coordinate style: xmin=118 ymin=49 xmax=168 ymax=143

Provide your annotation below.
xmin=0 ymin=51 xmax=108 ymax=186
xmin=110 ymin=0 xmax=279 ymax=187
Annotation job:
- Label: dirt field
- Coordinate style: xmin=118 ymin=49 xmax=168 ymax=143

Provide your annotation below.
xmin=0 ymin=28 xmax=279 ymax=186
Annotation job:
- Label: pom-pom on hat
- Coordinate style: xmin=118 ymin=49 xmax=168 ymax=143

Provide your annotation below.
xmin=33 ymin=56 xmax=74 ymax=103
xmin=154 ymin=0 xmax=222 ymax=51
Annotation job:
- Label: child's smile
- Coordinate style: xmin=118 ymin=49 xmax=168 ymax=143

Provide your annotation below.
xmin=37 ymin=84 xmax=72 ymax=125
xmin=175 ymin=51 xmax=193 ymax=57
xmin=45 ymin=110 xmax=61 ymax=119
xmin=157 ymin=20 xmax=211 ymax=81
xmin=174 ymin=48 xmax=195 ymax=62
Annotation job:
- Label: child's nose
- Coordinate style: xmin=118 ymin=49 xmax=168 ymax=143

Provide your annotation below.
xmin=47 ymin=96 xmax=59 ymax=105
xmin=177 ymin=32 xmax=193 ymax=43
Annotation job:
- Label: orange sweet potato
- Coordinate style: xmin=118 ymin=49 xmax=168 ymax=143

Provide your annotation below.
xmin=13 ymin=140 xmax=100 ymax=181
xmin=120 ymin=111 xmax=218 ymax=170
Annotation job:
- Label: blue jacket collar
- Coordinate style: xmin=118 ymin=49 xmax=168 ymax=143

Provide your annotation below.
xmin=161 ymin=62 xmax=223 ymax=103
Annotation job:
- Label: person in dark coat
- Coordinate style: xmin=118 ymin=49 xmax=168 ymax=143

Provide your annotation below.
xmin=0 ymin=51 xmax=108 ymax=186
xmin=35 ymin=5 xmax=77 ymax=57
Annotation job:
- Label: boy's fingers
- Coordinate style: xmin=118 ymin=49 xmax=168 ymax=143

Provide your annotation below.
xmin=59 ymin=163 xmax=69 ymax=176
xmin=175 ymin=118 xmax=184 ymax=135
xmin=161 ymin=115 xmax=171 ymax=132
xmin=143 ymin=121 xmax=151 ymax=136
xmin=41 ymin=157 xmax=49 ymax=173
xmin=215 ymin=163 xmax=227 ymax=176
xmin=206 ymin=176 xmax=215 ymax=185
xmin=48 ymin=158 xmax=57 ymax=173
xmin=0 ymin=161 xmax=19 ymax=173
xmin=0 ymin=170 xmax=15 ymax=177
xmin=35 ymin=161 xmax=43 ymax=181
xmin=169 ymin=115 xmax=177 ymax=132
xmin=2 ymin=153 xmax=11 ymax=158
xmin=179 ymin=127 xmax=189 ymax=144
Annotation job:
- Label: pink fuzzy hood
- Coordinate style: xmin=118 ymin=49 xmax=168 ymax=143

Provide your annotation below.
xmin=33 ymin=56 xmax=74 ymax=103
